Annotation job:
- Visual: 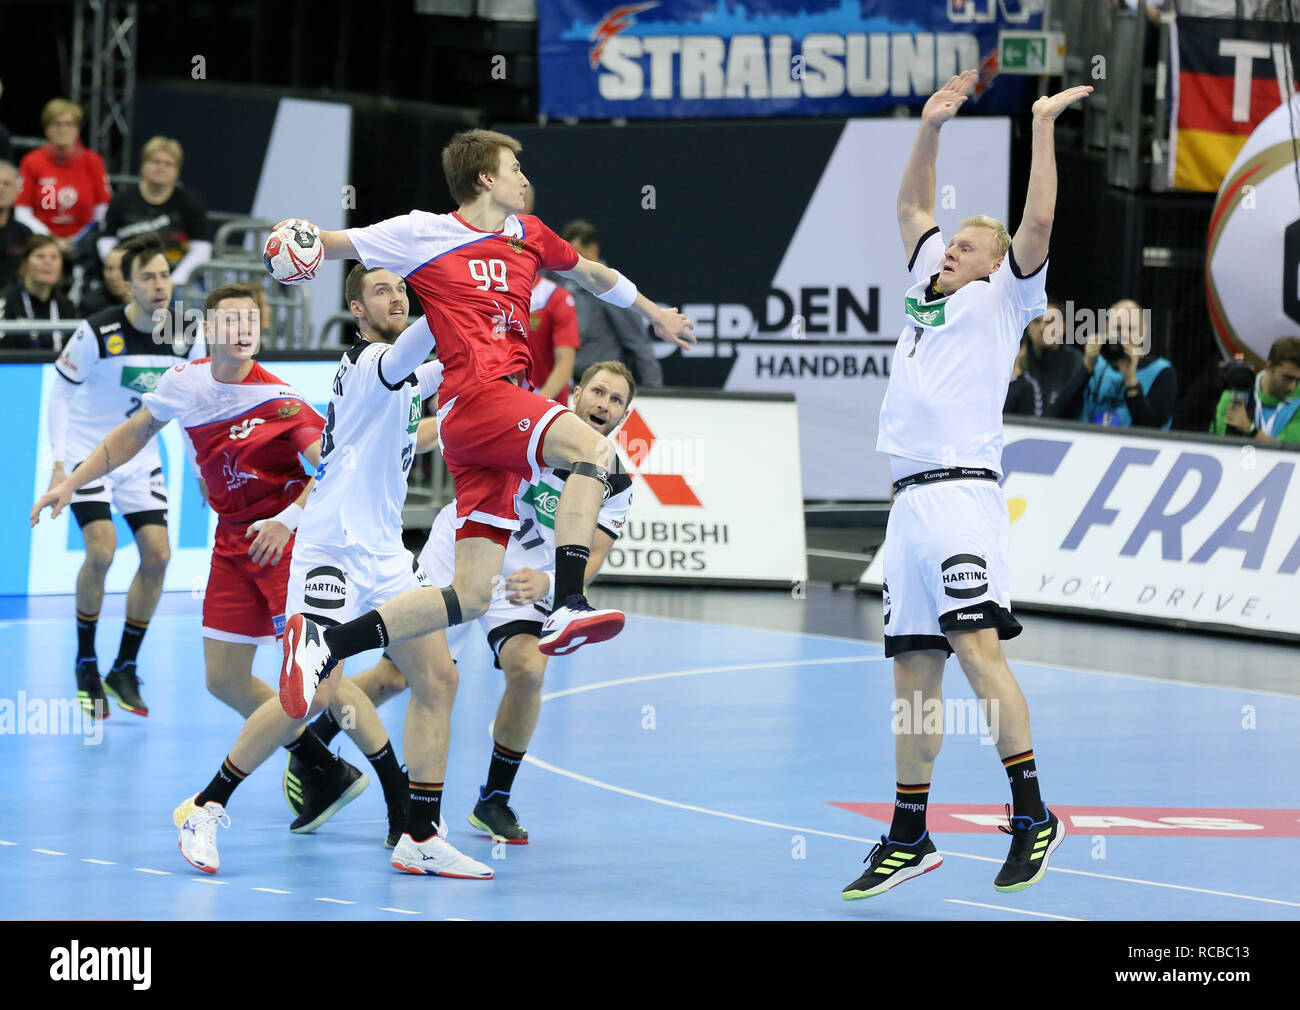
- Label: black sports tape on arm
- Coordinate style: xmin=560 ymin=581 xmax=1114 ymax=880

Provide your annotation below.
xmin=570 ymin=459 xmax=613 ymax=498
xmin=441 ymin=586 xmax=462 ymax=628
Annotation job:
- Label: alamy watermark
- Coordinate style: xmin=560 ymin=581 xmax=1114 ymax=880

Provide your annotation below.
xmin=1 ymin=692 xmax=104 ymax=745
xmin=891 ymin=690 xmax=1000 ymax=746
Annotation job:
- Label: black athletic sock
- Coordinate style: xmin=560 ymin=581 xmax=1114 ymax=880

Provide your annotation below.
xmin=408 ymin=781 xmax=443 ymax=841
xmin=309 ymin=709 xmax=342 ymax=746
xmin=483 ymin=741 xmax=525 ymax=801
xmin=284 ymin=728 xmax=337 ymax=771
xmin=195 ymin=757 xmax=247 ymax=808
xmin=888 ymin=782 xmax=930 ymax=844
xmin=365 ymin=742 xmax=407 ymax=808
xmin=1002 ymin=750 xmax=1046 ymax=822
xmin=553 ymin=544 xmax=590 ymax=604
xmin=323 ymin=610 xmax=388 ymax=660
xmin=113 ymin=617 xmax=148 ymax=667
xmin=75 ymin=610 xmax=98 ymax=664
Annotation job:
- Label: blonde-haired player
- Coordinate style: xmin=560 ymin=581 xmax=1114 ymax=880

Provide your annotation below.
xmin=843 ymin=72 xmax=1091 ymax=900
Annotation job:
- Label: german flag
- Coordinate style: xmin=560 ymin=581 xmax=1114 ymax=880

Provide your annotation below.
xmin=1172 ymin=17 xmax=1299 ymax=192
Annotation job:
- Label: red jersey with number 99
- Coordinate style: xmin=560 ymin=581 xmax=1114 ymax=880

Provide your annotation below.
xmin=345 ymin=211 xmax=579 ymax=403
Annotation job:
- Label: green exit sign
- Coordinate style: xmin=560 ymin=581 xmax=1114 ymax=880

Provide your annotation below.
xmin=999 ymin=31 xmax=1066 ymax=75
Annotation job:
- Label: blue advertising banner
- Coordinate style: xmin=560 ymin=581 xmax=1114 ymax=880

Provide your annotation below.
xmin=539 ymin=0 xmax=1043 ymax=119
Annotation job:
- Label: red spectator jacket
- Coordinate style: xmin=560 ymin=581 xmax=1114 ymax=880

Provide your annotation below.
xmin=16 ymin=143 xmax=111 ymax=239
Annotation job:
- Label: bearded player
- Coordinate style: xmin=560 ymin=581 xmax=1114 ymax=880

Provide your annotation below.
xmin=273 ymin=129 xmax=693 ymax=724
xmin=841 ymin=73 xmax=1090 ymax=900
xmin=295 ymin=360 xmax=636 ymax=846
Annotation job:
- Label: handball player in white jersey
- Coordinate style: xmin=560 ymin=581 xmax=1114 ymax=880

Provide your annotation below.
xmin=273 ymin=130 xmax=693 ymax=728
xmin=296 ymin=361 xmax=636 ymax=847
xmin=842 ymin=72 xmax=1090 ymax=900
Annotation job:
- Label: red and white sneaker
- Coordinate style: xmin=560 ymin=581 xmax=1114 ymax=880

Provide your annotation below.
xmin=537 ymin=595 xmax=625 ymax=656
xmin=279 ymin=613 xmax=338 ymax=719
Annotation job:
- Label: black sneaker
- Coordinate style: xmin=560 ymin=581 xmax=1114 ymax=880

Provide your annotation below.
xmin=283 ymin=751 xmax=308 ymax=816
xmin=468 ymin=790 xmax=529 ymax=844
xmin=104 ymin=660 xmax=148 ymax=716
xmin=993 ymin=805 xmax=1065 ymax=893
xmin=75 ymin=659 xmax=110 ymax=721
xmin=288 ymin=756 xmax=369 ymax=834
xmin=841 ymin=832 xmax=943 ymax=899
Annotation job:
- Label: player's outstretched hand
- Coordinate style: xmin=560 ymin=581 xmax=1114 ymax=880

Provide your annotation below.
xmin=31 ymin=484 xmax=73 ymax=527
xmin=921 ymin=70 xmax=978 ymax=127
xmin=246 ymin=519 xmax=292 ymax=567
xmin=504 ymin=568 xmax=550 ymax=606
xmin=652 ymin=307 xmax=696 ymax=350
xmin=1032 ymin=85 xmax=1093 ymax=122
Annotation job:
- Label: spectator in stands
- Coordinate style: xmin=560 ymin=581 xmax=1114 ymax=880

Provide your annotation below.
xmin=0 ymin=160 xmax=33 ymax=283
xmin=0 ymin=235 xmax=74 ymax=351
xmin=76 ymin=244 xmax=130 ymax=316
xmin=1081 ymin=298 xmax=1178 ymax=428
xmin=13 ymin=100 xmax=111 ymax=256
xmin=559 ymin=219 xmax=663 ymax=388
xmin=1004 ymin=300 xmax=1090 ymax=419
xmin=1209 ymin=336 xmax=1300 ymax=444
xmin=97 ymin=137 xmax=211 ymax=286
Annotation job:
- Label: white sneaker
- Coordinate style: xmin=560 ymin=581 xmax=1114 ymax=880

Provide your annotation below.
xmin=391 ymin=832 xmax=494 ymax=879
xmin=173 ymin=795 xmax=230 ymax=875
xmin=279 ymin=613 xmax=337 ymax=719
xmin=537 ymin=595 xmax=625 ymax=656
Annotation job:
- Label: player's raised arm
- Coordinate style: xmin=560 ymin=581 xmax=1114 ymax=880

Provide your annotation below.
xmin=270 ymin=218 xmax=358 ymax=260
xmin=558 ymin=255 xmax=695 ymax=349
xmin=1011 ymin=86 xmax=1092 ymax=276
xmin=31 ymin=408 xmax=168 ymax=525
xmin=898 ymin=71 xmax=976 ymax=257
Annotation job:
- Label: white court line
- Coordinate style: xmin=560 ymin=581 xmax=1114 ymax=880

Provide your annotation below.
xmin=628 ymin=612 xmax=1300 ymax=700
xmin=528 ymin=657 xmax=1300 ymax=910
xmin=0 ymin=840 xmax=15 ymax=846
xmin=81 ymin=858 xmax=115 ymax=865
xmin=946 ymin=899 xmax=1084 ymax=921
xmin=134 ymin=867 xmax=170 ymax=875
xmin=315 ymin=897 xmax=354 ymax=905
xmin=381 ymin=907 xmax=420 ymax=915
xmin=191 ymin=878 xmax=227 ymax=885
xmin=32 ymin=848 xmax=65 ymax=856
xmin=251 ymin=887 xmax=291 ymax=894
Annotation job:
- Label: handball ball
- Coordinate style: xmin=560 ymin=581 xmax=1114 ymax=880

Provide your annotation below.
xmin=264 ymin=223 xmax=323 ymax=284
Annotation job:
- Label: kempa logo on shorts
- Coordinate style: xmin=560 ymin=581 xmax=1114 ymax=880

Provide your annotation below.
xmin=941 ymin=553 xmax=988 ymax=600
xmin=517 ymin=417 xmax=532 ymax=432
xmin=302 ymin=565 xmax=346 ymax=609
xmin=119 ymin=365 xmax=169 ymax=394
xmin=904 ymin=296 xmax=946 ymax=328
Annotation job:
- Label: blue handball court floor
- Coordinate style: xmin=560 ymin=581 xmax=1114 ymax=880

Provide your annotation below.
xmin=1 ymin=590 xmax=1297 ymax=921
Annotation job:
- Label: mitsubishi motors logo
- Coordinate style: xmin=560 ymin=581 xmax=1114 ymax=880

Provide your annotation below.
xmin=617 ymin=408 xmax=702 ymax=507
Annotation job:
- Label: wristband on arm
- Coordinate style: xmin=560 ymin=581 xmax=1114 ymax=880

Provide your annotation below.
xmin=251 ymin=502 xmax=303 ymax=533
xmin=597 ymin=270 xmax=638 ymax=309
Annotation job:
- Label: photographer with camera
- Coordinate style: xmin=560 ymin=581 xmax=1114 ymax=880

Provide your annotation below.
xmin=1081 ymin=298 xmax=1177 ymax=429
xmin=1210 ymin=337 xmax=1300 ymax=443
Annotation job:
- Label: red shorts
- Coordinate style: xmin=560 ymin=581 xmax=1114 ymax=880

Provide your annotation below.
xmin=201 ymin=544 xmax=293 ymax=646
xmin=438 ymin=379 xmax=570 ymax=534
